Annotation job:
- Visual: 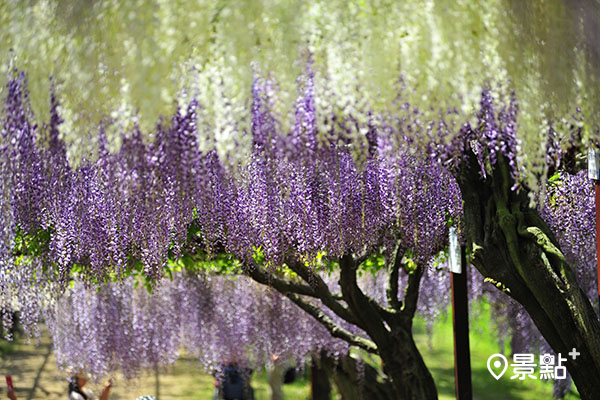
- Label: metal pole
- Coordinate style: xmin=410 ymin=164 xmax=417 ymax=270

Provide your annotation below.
xmin=449 ymin=228 xmax=472 ymax=400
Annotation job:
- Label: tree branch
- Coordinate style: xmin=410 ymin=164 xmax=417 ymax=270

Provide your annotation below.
xmin=386 ymin=243 xmax=403 ymax=311
xmin=354 ymin=251 xmax=371 ymax=266
xmin=401 ymin=264 xmax=424 ymax=320
xmin=245 ymin=263 xmax=317 ymax=298
xmin=284 ymin=258 xmax=360 ymax=326
xmin=339 ymin=254 xmax=391 ymax=345
xmin=284 ymin=292 xmax=378 ymax=354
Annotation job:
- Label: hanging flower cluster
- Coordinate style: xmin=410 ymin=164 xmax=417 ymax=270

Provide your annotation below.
xmin=46 ymin=272 xmax=351 ymax=380
xmin=0 ymin=69 xmax=462 ymax=336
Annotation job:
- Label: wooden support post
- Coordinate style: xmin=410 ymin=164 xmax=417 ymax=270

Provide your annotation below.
xmin=449 ymin=227 xmax=472 ymax=400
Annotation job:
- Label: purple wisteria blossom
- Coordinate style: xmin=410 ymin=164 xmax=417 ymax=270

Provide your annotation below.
xmin=0 ymin=69 xmax=460 ymax=295
xmin=47 ymin=272 xmax=351 ymax=380
xmin=1 ymin=69 xmax=596 ymax=398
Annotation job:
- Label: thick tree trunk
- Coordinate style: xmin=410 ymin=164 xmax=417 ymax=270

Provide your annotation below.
xmin=378 ymin=327 xmax=438 ymax=400
xmin=311 ymin=355 xmax=331 ymax=400
xmin=457 ymin=153 xmax=600 ymax=399
xmin=317 ymin=351 xmax=396 ymax=400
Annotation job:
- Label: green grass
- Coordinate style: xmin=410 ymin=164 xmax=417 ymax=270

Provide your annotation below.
xmin=413 ymin=302 xmax=580 ymax=400
xmin=251 ymin=369 xmax=312 ymax=400
xmin=0 ymin=338 xmax=15 ymax=357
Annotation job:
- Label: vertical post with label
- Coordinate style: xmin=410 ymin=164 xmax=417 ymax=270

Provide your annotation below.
xmin=588 ymin=148 xmax=600 ymax=306
xmin=449 ymin=226 xmax=472 ymax=400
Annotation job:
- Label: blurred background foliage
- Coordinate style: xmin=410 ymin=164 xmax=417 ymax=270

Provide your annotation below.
xmin=1 ymin=0 xmax=599 ymax=174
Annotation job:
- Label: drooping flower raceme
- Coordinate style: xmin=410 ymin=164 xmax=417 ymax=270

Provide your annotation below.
xmin=46 ymin=272 xmax=352 ymax=380
xmin=0 ymin=70 xmax=462 ymax=336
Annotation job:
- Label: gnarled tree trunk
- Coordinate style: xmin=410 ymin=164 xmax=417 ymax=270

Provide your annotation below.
xmin=337 ymin=255 xmax=438 ymax=400
xmin=311 ymin=355 xmax=332 ymax=400
xmin=317 ymin=351 xmax=395 ymax=400
xmin=456 ymin=153 xmax=600 ymax=399
xmin=377 ymin=326 xmax=437 ymax=400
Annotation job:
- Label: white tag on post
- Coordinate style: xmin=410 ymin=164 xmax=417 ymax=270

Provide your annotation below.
xmin=449 ymin=226 xmax=462 ymax=274
xmin=588 ymin=148 xmax=600 ymax=181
